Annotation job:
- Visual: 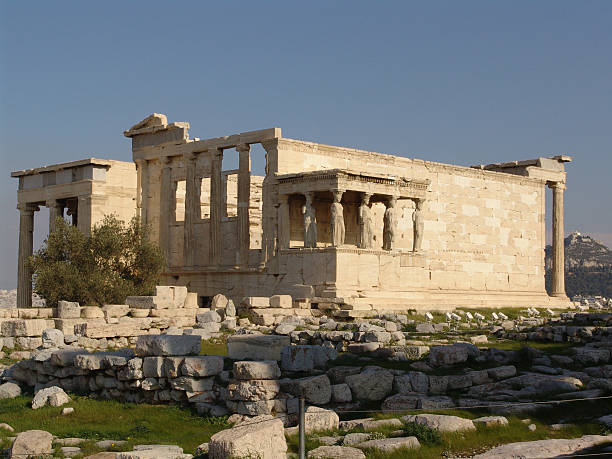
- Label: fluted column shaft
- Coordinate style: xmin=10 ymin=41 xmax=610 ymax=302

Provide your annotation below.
xmin=183 ymin=153 xmax=199 ymax=267
xmin=209 ymin=148 xmax=223 ymax=266
xmin=135 ymin=159 xmax=149 ymax=225
xmin=550 ymin=182 xmax=566 ymax=297
xmin=47 ymin=199 xmax=63 ymax=234
xmin=17 ymin=203 xmax=37 ymax=307
xmin=236 ymin=144 xmax=251 ymax=267
xmin=159 ymin=157 xmax=173 ymax=265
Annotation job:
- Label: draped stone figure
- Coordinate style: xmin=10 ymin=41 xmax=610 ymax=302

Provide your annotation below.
xmin=302 ymin=192 xmax=317 ymax=248
xmin=412 ymin=198 xmax=424 ymax=252
xmin=358 ymin=193 xmax=373 ymax=249
xmin=330 ymin=190 xmax=345 ymax=247
xmin=383 ymin=196 xmax=397 ymax=250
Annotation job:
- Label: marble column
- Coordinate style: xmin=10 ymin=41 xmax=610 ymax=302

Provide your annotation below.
xmin=159 ymin=157 xmax=173 ymax=265
xmin=47 ymin=199 xmax=63 ymax=234
xmin=236 ymin=144 xmax=251 ymax=267
xmin=550 ymin=182 xmax=566 ymax=297
xmin=183 ymin=152 xmax=200 ymax=267
xmin=382 ymin=196 xmax=397 ymax=251
xmin=412 ymin=198 xmax=424 ymax=252
xmin=77 ymin=196 xmax=92 ymax=235
xmin=135 ymin=159 xmax=149 ymax=226
xmin=17 ymin=203 xmax=38 ymax=307
xmin=278 ymin=194 xmax=290 ymax=249
xmin=209 ymin=148 xmax=223 ymax=266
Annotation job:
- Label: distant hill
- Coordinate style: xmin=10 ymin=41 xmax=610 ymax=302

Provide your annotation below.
xmin=545 ymin=232 xmax=612 ymax=297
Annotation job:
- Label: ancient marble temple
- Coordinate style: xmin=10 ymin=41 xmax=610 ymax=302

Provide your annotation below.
xmin=13 ymin=113 xmax=572 ymax=311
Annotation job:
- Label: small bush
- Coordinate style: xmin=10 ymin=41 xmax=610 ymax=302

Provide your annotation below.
xmin=402 ymin=422 xmax=442 ymax=444
xmin=29 ymin=215 xmax=164 ymax=306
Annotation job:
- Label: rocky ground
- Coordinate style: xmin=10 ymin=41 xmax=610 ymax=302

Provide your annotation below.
xmin=0 ymin=302 xmax=611 ymax=458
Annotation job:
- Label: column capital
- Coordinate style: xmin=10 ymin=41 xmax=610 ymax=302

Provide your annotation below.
xmin=162 ymin=156 xmax=173 ymax=167
xmin=209 ymin=147 xmax=223 ymax=158
xmin=45 ymin=199 xmax=62 ymax=208
xmin=548 ymin=181 xmax=566 ymax=190
xmin=236 ymin=143 xmax=251 ymax=153
xmin=183 ymin=151 xmax=198 ymax=162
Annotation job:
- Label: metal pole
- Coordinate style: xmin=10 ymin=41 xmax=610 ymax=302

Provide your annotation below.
xmin=298 ymin=396 xmax=306 ymax=459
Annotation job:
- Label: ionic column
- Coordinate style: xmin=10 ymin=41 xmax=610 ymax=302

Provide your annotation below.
xmin=278 ymin=194 xmax=290 ymax=249
xmin=17 ymin=203 xmax=38 ymax=307
xmin=209 ymin=148 xmax=223 ymax=266
xmin=77 ymin=196 xmax=92 ymax=235
xmin=236 ymin=144 xmax=251 ymax=267
xmin=549 ymin=182 xmax=566 ymax=297
xmin=47 ymin=199 xmax=63 ymax=234
xmin=135 ymin=159 xmax=149 ymax=225
xmin=159 ymin=157 xmax=173 ymax=264
xmin=183 ymin=153 xmax=200 ymax=267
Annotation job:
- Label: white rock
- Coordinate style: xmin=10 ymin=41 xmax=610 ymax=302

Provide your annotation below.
xmin=135 ymin=335 xmax=201 ymax=356
xmin=401 ymin=414 xmax=476 ymax=432
xmin=208 ymin=415 xmax=287 ymax=459
xmin=11 ymin=430 xmax=53 ymax=458
xmin=304 ymin=406 xmax=339 ymax=433
xmin=0 ymin=382 xmax=21 ymax=399
xmin=473 ymin=416 xmax=509 ymax=427
xmin=473 ymin=434 xmax=612 ymax=458
xmin=32 ymin=386 xmax=71 ymax=409
xmin=357 ymin=436 xmax=420 ymax=452
xmin=308 ymin=445 xmax=365 ymax=458
xmin=42 ymin=328 xmax=64 ymax=348
xmin=233 ymin=361 xmax=281 ymax=380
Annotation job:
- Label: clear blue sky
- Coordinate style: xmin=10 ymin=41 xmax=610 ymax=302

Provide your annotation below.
xmin=1 ymin=1 xmax=611 ymax=289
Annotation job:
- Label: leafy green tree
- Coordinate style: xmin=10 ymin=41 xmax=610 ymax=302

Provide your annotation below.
xmin=29 ymin=215 xmax=164 ymax=306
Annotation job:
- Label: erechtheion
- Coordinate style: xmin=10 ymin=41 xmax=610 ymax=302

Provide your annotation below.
xmin=12 ymin=113 xmax=572 ymax=312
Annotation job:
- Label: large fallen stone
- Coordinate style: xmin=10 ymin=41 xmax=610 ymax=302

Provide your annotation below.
xmin=402 ymin=414 xmax=476 ymax=432
xmin=208 ymin=415 xmax=287 ymax=459
xmin=473 ymin=434 xmax=612 ymax=458
xmin=281 ymin=345 xmax=337 ymax=372
xmin=304 ymin=406 xmax=339 ymax=433
xmin=135 ymin=335 xmax=201 ymax=356
xmin=57 ymin=300 xmax=81 ymax=318
xmin=10 ymin=429 xmax=53 ymax=458
xmin=308 ymin=445 xmax=366 ymax=458
xmin=116 ymin=444 xmax=187 ymax=459
xmin=473 ymin=416 xmax=509 ymax=427
xmin=180 ymin=356 xmax=224 ymax=377
xmin=42 ymin=328 xmax=64 ymax=348
xmin=429 ymin=344 xmax=469 ymax=366
xmin=227 ymin=334 xmax=290 ymax=361
xmin=357 ymin=436 xmax=420 ymax=452
xmin=227 ymin=380 xmax=280 ymax=401
xmin=233 ymin=361 xmax=281 ymax=380
xmin=282 ymin=374 xmax=331 ymax=405
xmin=345 ymin=367 xmax=394 ymax=402
xmin=1 ymin=319 xmax=48 ymax=337
xmin=32 ymin=386 xmax=71 ymax=409
xmin=0 ymin=382 xmax=21 ymax=399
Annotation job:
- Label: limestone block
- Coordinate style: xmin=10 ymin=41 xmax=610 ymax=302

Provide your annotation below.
xmin=208 ymin=415 xmax=287 ymax=459
xmin=225 ymin=300 xmax=236 ymax=317
xmin=10 ymin=430 xmax=53 ymax=458
xmin=143 ymin=357 xmax=164 ymax=378
xmin=184 ymin=292 xmax=198 ymax=309
xmin=242 ymin=296 xmax=270 ymax=308
xmin=18 ymin=308 xmax=39 ymax=319
xmin=54 ymin=318 xmax=89 ymax=335
xmin=228 ymin=379 xmax=281 ymax=401
xmin=1 ymin=319 xmax=48 ymax=337
xmin=332 ymin=383 xmax=352 ymax=403
xmin=170 ymin=376 xmax=214 ymax=392
xmin=472 ymin=435 xmax=612 ymax=459
xmin=211 ymin=293 xmax=228 ymax=310
xmin=428 ymin=344 xmax=469 ymax=366
xmin=401 ymin=414 xmax=475 ymax=432
xmin=270 ymin=295 xmax=292 ymax=308
xmin=357 ymin=437 xmax=420 ymax=452
xmin=304 ymin=406 xmax=339 ymax=433
xmin=81 ymin=307 xmax=104 ymax=319
xmin=281 ymin=345 xmax=337 ymax=372
xmin=473 ymin=416 xmax=508 ymax=427
xmin=135 ymin=335 xmax=201 ymax=356
xmin=102 ymin=304 xmax=130 ymax=318
xmin=180 ymin=356 xmax=224 ymax=377
xmin=345 ymin=367 xmax=394 ymax=402
xmin=282 ymin=374 xmax=331 ymax=405
xmin=130 ymin=308 xmax=150 ymax=318
xmin=76 ymin=322 xmax=145 ymax=339
xmin=197 ymin=310 xmax=222 ymax=323
xmin=233 ymin=361 xmax=281 ymax=380
xmin=126 ymin=296 xmax=172 ymax=309
xmin=155 ymin=286 xmax=174 ymax=301
xmin=227 ymin=335 xmax=289 ymax=361
xmin=249 ymin=310 xmax=275 ymax=326
xmin=50 ymin=348 xmax=89 ymax=366
xmin=307 ymin=446 xmax=365 ymax=458
xmin=117 ymin=358 xmax=144 ymax=380
xmin=32 ymin=386 xmax=71 ymax=409
xmin=172 ymin=286 xmax=188 ymax=308
xmin=0 ymin=382 xmax=22 ymax=399
xmin=58 ymin=301 xmax=81 ymax=319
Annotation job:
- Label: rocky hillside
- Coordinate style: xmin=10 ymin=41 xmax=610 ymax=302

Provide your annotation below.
xmin=546 ymin=232 xmax=612 ymax=297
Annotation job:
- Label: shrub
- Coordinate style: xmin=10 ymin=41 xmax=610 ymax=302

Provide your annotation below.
xmin=29 ymin=215 xmax=164 ymax=306
xmin=402 ymin=422 xmax=442 ymax=444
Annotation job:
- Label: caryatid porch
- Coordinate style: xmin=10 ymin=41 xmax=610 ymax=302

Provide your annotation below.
xmin=275 ymin=169 xmax=430 ymax=252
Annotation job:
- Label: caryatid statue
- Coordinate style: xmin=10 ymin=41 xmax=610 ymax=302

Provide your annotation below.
xmin=358 ymin=193 xmax=373 ymax=249
xmin=330 ymin=190 xmax=345 ymax=247
xmin=412 ymin=198 xmax=424 ymax=252
xmin=302 ymin=192 xmax=317 ymax=248
xmin=383 ymin=196 xmax=398 ymax=250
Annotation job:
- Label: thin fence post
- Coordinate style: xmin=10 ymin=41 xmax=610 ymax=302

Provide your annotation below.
xmin=299 ymin=396 xmax=306 ymax=459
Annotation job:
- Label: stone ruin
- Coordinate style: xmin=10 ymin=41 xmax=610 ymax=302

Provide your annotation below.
xmin=12 ymin=112 xmax=573 ymax=313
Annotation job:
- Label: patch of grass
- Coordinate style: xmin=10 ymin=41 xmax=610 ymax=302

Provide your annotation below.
xmin=481 ymin=339 xmax=575 ymax=354
xmin=401 ymin=422 xmax=442 ymax=444
xmin=0 ymin=395 xmax=228 ymax=455
xmin=200 ymin=338 xmax=228 ymax=356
